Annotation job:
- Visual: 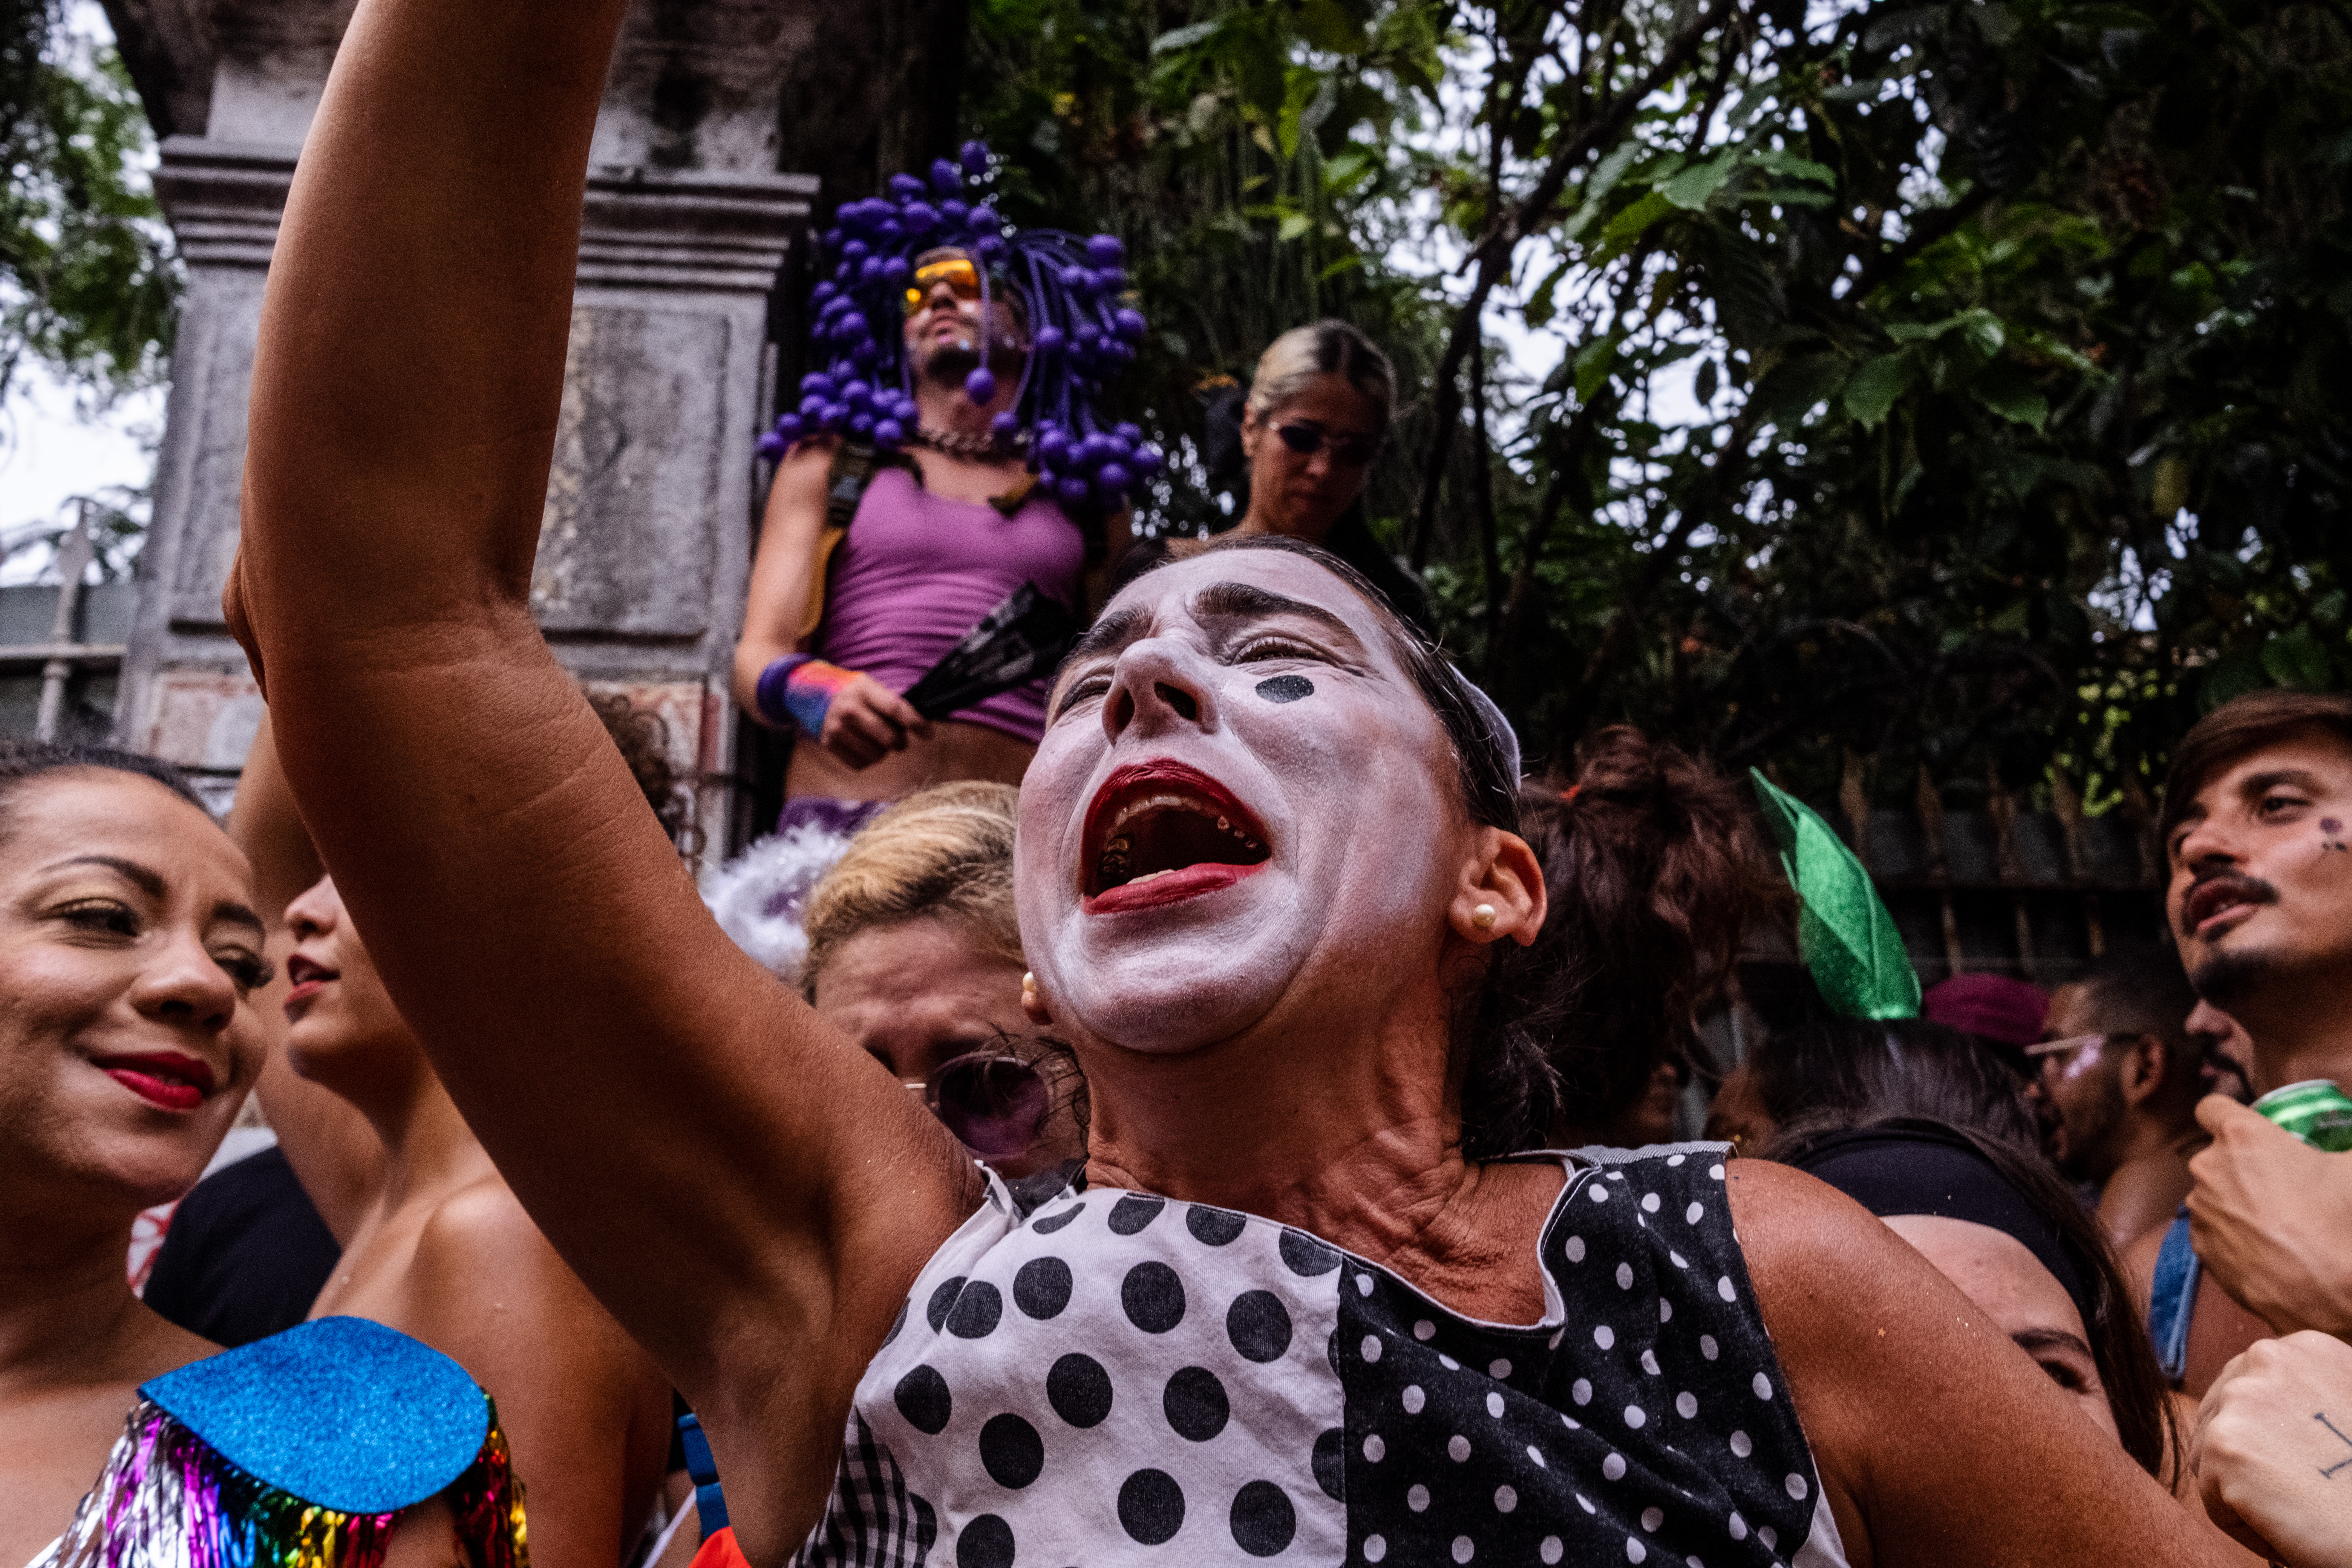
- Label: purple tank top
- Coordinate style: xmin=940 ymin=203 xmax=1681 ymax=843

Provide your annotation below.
xmin=815 ymin=467 xmax=1088 ymax=746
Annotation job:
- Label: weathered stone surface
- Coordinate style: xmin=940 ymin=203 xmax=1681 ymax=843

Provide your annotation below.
xmin=533 ymin=307 xmax=727 ymax=640
xmin=107 ymin=0 xmax=817 ymax=859
xmin=161 ymin=264 xmax=264 ymax=630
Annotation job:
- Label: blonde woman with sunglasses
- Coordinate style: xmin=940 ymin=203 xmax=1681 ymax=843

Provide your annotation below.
xmin=732 ymin=243 xmax=1131 ymax=845
xmin=798 ymin=781 xmax=1084 ymax=1182
xmin=1126 ymin=321 xmax=1431 ymax=631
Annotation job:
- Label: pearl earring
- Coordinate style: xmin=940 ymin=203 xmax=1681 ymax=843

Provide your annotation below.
xmin=1472 ymin=904 xmax=1498 ymax=930
xmin=1023 ymin=971 xmax=1036 ymax=988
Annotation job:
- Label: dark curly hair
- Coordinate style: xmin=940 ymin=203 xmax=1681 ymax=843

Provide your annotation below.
xmin=585 ymin=692 xmax=694 ymax=848
xmin=1515 ymin=728 xmax=1782 ymax=1143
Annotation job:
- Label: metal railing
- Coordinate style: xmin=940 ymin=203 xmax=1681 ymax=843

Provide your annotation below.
xmin=31 ymin=503 xmax=109 ymax=741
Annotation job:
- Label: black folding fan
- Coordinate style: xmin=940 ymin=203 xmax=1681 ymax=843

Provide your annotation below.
xmin=901 ymin=582 xmax=1079 ymax=721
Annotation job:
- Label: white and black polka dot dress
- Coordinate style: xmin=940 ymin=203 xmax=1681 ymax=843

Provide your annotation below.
xmin=792 ymin=1143 xmax=1851 ymax=1567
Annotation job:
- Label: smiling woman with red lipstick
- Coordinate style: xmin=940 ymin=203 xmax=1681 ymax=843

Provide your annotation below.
xmin=228 ymin=2 xmax=2249 ymax=1562
xmin=0 ymin=743 xmax=273 ymax=1566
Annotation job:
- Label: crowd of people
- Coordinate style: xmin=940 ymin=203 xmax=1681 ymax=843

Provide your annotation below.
xmin=8 ymin=2 xmax=2352 ymax=1565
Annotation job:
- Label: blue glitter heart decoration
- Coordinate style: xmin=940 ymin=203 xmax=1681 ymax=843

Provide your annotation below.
xmin=141 ymin=1316 xmax=489 ymax=1514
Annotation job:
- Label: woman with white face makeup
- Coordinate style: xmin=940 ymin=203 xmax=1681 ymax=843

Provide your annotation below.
xmin=0 ymin=744 xmax=273 ymax=1566
xmin=226 ymin=2 xmax=2250 ymax=1563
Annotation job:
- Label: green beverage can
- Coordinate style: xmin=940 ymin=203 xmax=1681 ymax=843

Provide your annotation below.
xmin=2251 ymin=1080 xmax=2352 ymax=1153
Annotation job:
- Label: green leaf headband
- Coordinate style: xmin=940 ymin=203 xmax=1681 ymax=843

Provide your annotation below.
xmin=1749 ymin=769 xmax=1921 ymax=1021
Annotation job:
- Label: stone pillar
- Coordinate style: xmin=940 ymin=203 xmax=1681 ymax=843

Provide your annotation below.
xmin=108 ymin=0 xmax=816 ymax=863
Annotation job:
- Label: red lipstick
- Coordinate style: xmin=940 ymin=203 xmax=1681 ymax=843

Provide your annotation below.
xmin=1081 ymin=760 xmax=1273 ymax=914
xmin=91 ymin=1052 xmax=215 ymax=1113
xmin=283 ymin=954 xmax=337 ymax=1021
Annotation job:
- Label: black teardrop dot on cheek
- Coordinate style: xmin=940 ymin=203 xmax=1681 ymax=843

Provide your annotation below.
xmin=1255 ymin=674 xmax=1315 ymax=703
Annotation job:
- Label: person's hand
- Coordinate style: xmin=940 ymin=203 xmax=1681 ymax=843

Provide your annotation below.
xmin=2190 ymin=1096 xmax=2352 ymax=1337
xmin=816 ymin=674 xmax=930 ymax=769
xmin=2197 ymin=1331 xmax=2352 ymax=1566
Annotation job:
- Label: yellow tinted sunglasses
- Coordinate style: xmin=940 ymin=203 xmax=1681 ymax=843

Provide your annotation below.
xmin=904 ymin=257 xmax=984 ymax=315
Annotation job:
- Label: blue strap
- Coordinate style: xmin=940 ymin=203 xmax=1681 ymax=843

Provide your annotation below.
xmin=2147 ymin=1207 xmax=2202 ymax=1385
xmin=677 ymin=1411 xmax=729 ymax=1533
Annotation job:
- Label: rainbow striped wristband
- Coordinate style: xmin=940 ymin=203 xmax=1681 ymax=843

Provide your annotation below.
xmin=756 ymin=654 xmax=864 ymax=740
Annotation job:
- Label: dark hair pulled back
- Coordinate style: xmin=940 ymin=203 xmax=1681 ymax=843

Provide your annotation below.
xmin=0 ymin=740 xmax=208 ymax=826
xmin=1779 ymin=1113 xmax=2180 ymax=1481
xmin=1507 ymin=729 xmax=1781 ymax=1141
xmin=1755 ymin=1015 xmax=2043 ymax=1154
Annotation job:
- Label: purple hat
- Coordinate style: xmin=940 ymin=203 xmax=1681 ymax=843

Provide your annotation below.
xmin=1921 ymin=973 xmax=2050 ymax=1048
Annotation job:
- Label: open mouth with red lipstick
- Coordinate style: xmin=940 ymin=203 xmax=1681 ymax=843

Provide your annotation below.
xmin=91 ymin=1051 xmax=216 ymax=1112
xmin=283 ymin=953 xmax=338 ymax=1021
xmin=1084 ymin=761 xmax=1272 ymax=914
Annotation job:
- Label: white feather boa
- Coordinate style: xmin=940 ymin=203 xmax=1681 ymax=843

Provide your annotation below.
xmin=702 ymin=821 xmax=864 ymax=983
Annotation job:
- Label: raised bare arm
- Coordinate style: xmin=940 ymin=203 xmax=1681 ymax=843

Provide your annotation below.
xmin=223 ymin=0 xmax=980 ymax=1551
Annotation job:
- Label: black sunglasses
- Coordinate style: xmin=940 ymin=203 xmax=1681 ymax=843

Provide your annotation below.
xmin=910 ymin=1052 xmax=1052 ymax=1159
xmin=1274 ymin=422 xmax=1379 ymax=467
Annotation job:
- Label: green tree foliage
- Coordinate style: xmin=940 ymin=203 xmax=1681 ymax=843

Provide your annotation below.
xmin=966 ymin=0 xmax=2352 ymax=810
xmin=1 ymin=0 xmax=177 ymax=413
xmin=963 ymin=0 xmax=1456 ymax=533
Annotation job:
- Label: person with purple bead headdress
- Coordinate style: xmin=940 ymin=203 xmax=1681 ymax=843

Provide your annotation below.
xmin=731 ymin=144 xmax=1147 ymax=842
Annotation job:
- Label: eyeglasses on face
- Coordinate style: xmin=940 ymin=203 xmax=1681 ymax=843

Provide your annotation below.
xmin=1273 ymin=421 xmax=1380 ymax=467
xmin=903 ymin=257 xmax=984 ymax=316
xmin=2026 ymin=1032 xmax=2114 ymax=1070
xmin=905 ymin=1051 xmax=1051 ymax=1159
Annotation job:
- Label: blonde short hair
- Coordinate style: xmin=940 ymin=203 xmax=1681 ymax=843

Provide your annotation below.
xmin=799 ymin=782 xmax=1025 ymax=1000
xmin=1244 ymin=320 xmax=1396 ymax=434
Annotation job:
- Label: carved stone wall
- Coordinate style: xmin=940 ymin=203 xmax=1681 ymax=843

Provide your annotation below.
xmin=106 ymin=0 xmax=817 ymax=865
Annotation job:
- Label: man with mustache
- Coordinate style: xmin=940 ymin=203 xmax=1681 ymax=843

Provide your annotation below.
xmin=2026 ymin=943 xmax=2209 ymax=1251
xmin=2127 ymin=690 xmax=2352 ymax=1398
